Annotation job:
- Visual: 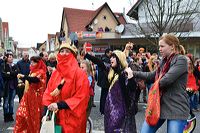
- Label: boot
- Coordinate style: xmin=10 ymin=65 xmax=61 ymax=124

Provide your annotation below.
xmin=4 ymin=114 xmax=9 ymax=123
xmin=8 ymin=113 xmax=14 ymax=122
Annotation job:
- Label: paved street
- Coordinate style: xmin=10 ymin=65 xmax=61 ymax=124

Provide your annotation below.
xmin=1 ymin=85 xmax=200 ymax=133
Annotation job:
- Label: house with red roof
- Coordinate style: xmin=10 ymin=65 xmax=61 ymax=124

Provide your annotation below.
xmin=37 ymin=41 xmax=46 ymax=52
xmin=17 ymin=47 xmax=29 ymax=58
xmin=17 ymin=47 xmax=38 ymax=59
xmin=47 ymin=34 xmax=56 ymax=52
xmin=59 ymin=2 xmax=129 ymax=54
xmin=2 ymin=22 xmax=9 ymax=52
xmin=0 ymin=18 xmax=3 ymax=53
xmin=54 ymin=32 xmax=61 ymax=52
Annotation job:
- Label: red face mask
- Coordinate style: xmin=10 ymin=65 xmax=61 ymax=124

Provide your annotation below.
xmin=56 ymin=53 xmax=78 ymax=79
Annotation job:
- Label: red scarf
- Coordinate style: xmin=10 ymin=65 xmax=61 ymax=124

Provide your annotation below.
xmin=30 ymin=60 xmax=47 ymax=74
xmin=56 ymin=53 xmax=78 ymax=80
xmin=156 ymin=53 xmax=176 ymax=79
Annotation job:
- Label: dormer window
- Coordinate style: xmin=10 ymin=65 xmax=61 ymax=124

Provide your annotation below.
xmin=98 ymin=27 xmax=104 ymax=32
xmin=105 ymin=27 xmax=110 ymax=32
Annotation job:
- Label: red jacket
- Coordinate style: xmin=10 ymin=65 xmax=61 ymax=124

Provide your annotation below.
xmin=187 ymin=72 xmax=198 ymax=91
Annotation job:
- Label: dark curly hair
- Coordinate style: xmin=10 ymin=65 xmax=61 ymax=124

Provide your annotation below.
xmin=30 ymin=56 xmax=42 ymax=63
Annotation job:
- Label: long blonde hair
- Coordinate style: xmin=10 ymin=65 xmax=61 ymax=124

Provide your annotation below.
xmin=108 ymin=50 xmax=128 ymax=90
xmin=80 ymin=60 xmax=93 ymax=76
xmin=148 ymin=55 xmax=156 ymax=72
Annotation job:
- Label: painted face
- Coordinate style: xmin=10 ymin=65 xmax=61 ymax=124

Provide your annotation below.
xmin=59 ymin=48 xmax=71 ymax=55
xmin=159 ymin=39 xmax=174 ymax=58
xmin=80 ymin=63 xmax=87 ymax=73
xmin=110 ymin=56 xmax=117 ymax=68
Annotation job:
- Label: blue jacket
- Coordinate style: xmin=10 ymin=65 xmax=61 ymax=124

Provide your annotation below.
xmin=17 ymin=59 xmax=30 ymax=76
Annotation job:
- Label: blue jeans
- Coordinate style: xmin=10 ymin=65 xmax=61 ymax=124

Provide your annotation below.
xmin=3 ymin=89 xmax=16 ymax=115
xmin=190 ymin=93 xmax=199 ymax=110
xmin=141 ymin=119 xmax=187 ymax=133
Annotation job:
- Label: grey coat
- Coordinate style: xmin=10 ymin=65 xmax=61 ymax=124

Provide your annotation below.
xmin=135 ymin=54 xmax=189 ymax=120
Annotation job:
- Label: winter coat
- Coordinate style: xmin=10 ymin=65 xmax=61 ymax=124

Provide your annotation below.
xmin=17 ymin=59 xmax=30 ymax=76
xmin=1 ymin=61 xmax=18 ymax=97
xmin=135 ymin=54 xmax=190 ymax=120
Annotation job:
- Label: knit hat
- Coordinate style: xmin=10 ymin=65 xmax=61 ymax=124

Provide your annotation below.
xmin=59 ymin=42 xmax=78 ymax=55
xmin=112 ymin=50 xmax=128 ymax=68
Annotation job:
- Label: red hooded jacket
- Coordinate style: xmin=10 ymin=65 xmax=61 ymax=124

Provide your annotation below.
xmin=187 ymin=72 xmax=198 ymax=92
xmin=43 ymin=53 xmax=90 ymax=133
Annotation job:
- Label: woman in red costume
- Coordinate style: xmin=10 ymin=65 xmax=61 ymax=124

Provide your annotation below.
xmin=42 ymin=43 xmax=90 ymax=133
xmin=186 ymin=54 xmax=199 ymax=111
xmin=14 ymin=56 xmax=47 ymax=132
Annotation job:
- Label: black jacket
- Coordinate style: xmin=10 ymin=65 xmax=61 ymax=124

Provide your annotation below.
xmin=84 ymin=53 xmax=110 ymax=114
xmin=1 ymin=61 xmax=19 ymax=96
xmin=85 ymin=53 xmax=110 ymax=88
xmin=0 ymin=59 xmax=4 ymax=96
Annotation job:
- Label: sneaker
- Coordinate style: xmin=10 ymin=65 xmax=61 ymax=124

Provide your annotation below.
xmin=196 ymin=108 xmax=200 ymax=111
xmin=192 ymin=108 xmax=200 ymax=112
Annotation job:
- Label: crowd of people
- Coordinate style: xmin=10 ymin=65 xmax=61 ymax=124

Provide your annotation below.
xmin=0 ymin=33 xmax=200 ymax=133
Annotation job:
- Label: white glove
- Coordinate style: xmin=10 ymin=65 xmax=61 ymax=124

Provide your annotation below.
xmin=125 ymin=67 xmax=133 ymax=79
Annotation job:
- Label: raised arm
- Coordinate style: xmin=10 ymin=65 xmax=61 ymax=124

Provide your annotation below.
xmin=84 ymin=53 xmax=106 ymax=70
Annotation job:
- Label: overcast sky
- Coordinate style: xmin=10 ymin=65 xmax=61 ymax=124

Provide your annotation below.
xmin=0 ymin=0 xmax=136 ymax=48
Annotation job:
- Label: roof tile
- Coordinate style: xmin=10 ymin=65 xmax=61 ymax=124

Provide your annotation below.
xmin=64 ymin=3 xmax=126 ymax=32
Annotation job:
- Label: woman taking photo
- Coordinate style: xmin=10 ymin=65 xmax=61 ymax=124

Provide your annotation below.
xmin=127 ymin=34 xmax=189 ymax=133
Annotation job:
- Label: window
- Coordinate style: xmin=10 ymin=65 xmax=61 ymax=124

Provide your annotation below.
xmin=105 ymin=27 xmax=110 ymax=32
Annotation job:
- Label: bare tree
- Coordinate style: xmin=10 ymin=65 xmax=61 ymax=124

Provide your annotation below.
xmin=134 ymin=0 xmax=200 ymax=45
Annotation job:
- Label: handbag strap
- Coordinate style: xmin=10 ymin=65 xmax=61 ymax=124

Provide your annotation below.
xmin=44 ymin=110 xmax=55 ymax=121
